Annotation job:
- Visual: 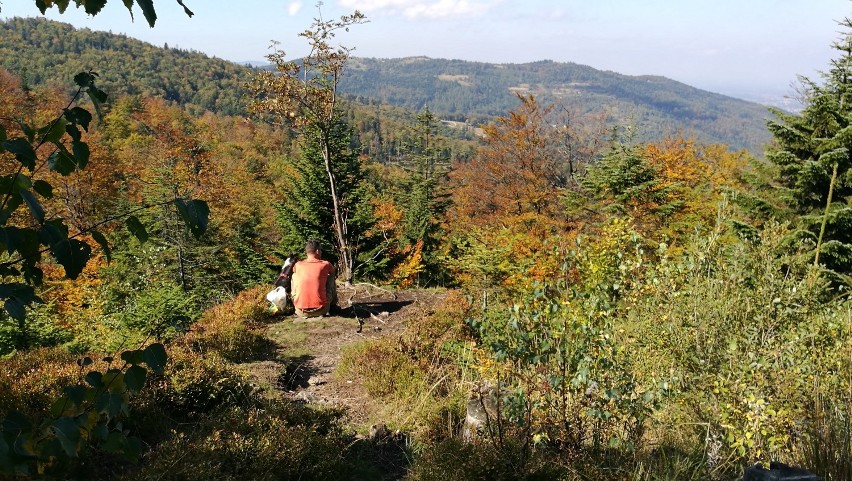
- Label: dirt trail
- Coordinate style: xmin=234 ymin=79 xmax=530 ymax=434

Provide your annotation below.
xmin=239 ymin=287 xmax=445 ymax=425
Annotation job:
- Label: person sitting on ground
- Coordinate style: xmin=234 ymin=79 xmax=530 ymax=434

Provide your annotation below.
xmin=290 ymin=239 xmax=337 ymax=318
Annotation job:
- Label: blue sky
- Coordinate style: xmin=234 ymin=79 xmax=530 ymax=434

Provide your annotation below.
xmin=1 ymin=0 xmax=849 ymax=102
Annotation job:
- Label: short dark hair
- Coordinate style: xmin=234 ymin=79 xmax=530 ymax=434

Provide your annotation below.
xmin=305 ymin=239 xmax=321 ymax=254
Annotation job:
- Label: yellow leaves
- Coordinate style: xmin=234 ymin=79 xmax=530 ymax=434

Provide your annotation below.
xmin=369 ymin=197 xmax=403 ymax=235
xmin=390 ymin=239 xmax=425 ymax=288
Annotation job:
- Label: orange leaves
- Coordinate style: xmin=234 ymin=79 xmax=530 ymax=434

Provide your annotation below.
xmin=643 ymin=135 xmax=750 ymax=221
xmin=449 ymin=95 xmax=565 ymax=231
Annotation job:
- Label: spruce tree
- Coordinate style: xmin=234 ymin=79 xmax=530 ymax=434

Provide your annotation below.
xmin=276 ymin=120 xmax=371 ymax=271
xmin=400 ymin=109 xmax=450 ymax=283
xmin=766 ymin=20 xmax=852 ymax=278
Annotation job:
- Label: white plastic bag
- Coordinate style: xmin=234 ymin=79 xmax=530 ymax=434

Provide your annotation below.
xmin=266 ymin=286 xmax=289 ymax=311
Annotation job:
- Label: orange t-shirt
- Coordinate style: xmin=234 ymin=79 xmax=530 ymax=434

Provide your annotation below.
xmin=291 ymin=258 xmax=334 ymax=310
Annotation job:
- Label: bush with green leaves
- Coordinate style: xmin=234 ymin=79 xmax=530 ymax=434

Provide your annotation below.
xmin=627 ymin=220 xmax=852 ymax=472
xmin=469 ymin=218 xmax=671 ymax=459
xmin=127 ymin=403 xmax=350 ymax=481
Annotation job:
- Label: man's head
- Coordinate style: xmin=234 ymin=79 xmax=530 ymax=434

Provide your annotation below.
xmin=305 ymin=239 xmax=321 ymax=258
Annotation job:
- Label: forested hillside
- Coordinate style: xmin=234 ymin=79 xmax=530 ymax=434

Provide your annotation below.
xmin=2 ymin=17 xmax=773 ymax=154
xmin=342 ymin=57 xmax=774 ymax=153
xmin=0 ymin=16 xmax=249 ymax=115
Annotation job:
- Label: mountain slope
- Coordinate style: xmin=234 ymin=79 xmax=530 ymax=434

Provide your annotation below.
xmin=342 ymin=57 xmax=774 ymax=153
xmin=0 ymin=17 xmax=250 ymax=116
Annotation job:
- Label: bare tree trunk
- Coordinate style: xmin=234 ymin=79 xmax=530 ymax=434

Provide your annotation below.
xmin=322 ymin=136 xmax=353 ymax=284
xmin=814 ymin=162 xmax=839 ymax=268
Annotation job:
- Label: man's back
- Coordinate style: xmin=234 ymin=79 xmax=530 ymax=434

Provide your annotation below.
xmin=291 ymin=258 xmax=334 ymax=311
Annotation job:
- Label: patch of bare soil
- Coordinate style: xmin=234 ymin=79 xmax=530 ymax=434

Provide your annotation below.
xmin=239 ymin=286 xmax=447 ymax=425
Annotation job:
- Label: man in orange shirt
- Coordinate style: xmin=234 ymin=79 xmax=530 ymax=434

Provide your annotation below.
xmin=291 ymin=240 xmax=337 ymax=318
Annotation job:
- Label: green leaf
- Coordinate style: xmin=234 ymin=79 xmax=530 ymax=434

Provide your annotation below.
xmin=136 ymin=0 xmax=157 ymax=27
xmin=106 ymin=391 xmax=125 ymax=418
xmin=21 ymin=124 xmax=35 ymax=143
xmin=39 ymin=119 xmax=67 ymax=144
xmin=103 ymin=431 xmax=124 ymax=454
xmin=143 ymin=343 xmax=167 ymax=373
xmin=72 ymin=140 xmax=90 ymax=169
xmin=82 ymin=0 xmax=108 ymax=16
xmin=35 ymin=0 xmax=51 ymax=14
xmin=1 ymin=227 xmax=40 ymax=257
xmin=56 ymin=0 xmax=70 ymax=13
xmin=33 ymin=180 xmax=54 ymax=199
xmin=92 ymin=423 xmax=109 ymax=442
xmin=124 ymin=365 xmax=147 ymax=392
xmin=86 ymin=87 xmax=108 ymax=120
xmin=64 ymin=107 xmax=93 ymax=132
xmin=2 ymin=411 xmax=32 ymax=433
xmin=177 ymin=0 xmax=194 ymax=17
xmin=0 ymin=283 xmax=37 ymax=303
xmin=4 ymin=292 xmax=32 ymax=321
xmin=125 ymin=216 xmax=148 ymax=244
xmin=91 ymin=230 xmax=111 ymax=263
xmin=174 ymin=199 xmax=209 ymax=238
xmin=2 ymin=139 xmax=37 ymax=170
xmin=121 ymin=0 xmax=135 ymax=21
xmin=39 ymin=219 xmax=68 ymax=246
xmin=123 ymin=436 xmax=142 ymax=462
xmin=19 ymin=191 xmax=44 ymax=224
xmin=73 ymin=72 xmax=95 ymax=88
xmin=63 ymin=385 xmax=87 ymax=406
xmin=0 ymin=173 xmax=32 ymax=194
xmin=21 ymin=263 xmax=43 ymax=287
xmin=47 ymin=147 xmax=78 ymax=176
xmin=120 ymin=349 xmax=144 ymax=365
xmin=50 ymin=238 xmax=92 ymax=280
xmin=65 ymin=124 xmax=82 ymax=142
xmin=85 ymin=371 xmax=104 ymax=388
xmin=52 ymin=417 xmax=81 ymax=457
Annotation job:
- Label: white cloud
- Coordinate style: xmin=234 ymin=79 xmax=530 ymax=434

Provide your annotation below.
xmin=288 ymin=1 xmax=303 ymax=16
xmin=338 ymin=0 xmax=493 ymax=19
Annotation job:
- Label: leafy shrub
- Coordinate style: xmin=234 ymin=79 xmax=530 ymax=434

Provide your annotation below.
xmin=340 ymin=340 xmax=428 ymax=399
xmin=118 ymin=282 xmax=200 ymax=338
xmin=185 ymin=285 xmax=274 ymax=362
xmin=128 ymin=404 xmax=349 ymax=481
xmin=469 ymin=219 xmax=668 ymax=456
xmin=0 ymin=347 xmax=81 ymax=419
xmin=0 ymin=301 xmax=72 ymax=355
xmin=139 ymin=345 xmax=257 ymax=418
xmin=628 ymin=222 xmax=852 ymax=469
xmin=407 ymin=438 xmax=567 ymax=481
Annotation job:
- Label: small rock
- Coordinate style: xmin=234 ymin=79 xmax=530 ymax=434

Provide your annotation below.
xmin=373 ymin=326 xmax=382 ymax=331
xmin=380 ymin=311 xmax=389 ymax=318
xmin=308 ymin=378 xmax=326 ymax=386
xmin=369 ymin=423 xmax=389 ymax=441
xmin=294 ymin=391 xmax=317 ymax=403
xmin=741 ymin=462 xmax=817 ymax=481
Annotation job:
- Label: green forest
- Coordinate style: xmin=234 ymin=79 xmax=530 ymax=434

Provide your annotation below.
xmin=0 ymin=3 xmax=850 ymax=481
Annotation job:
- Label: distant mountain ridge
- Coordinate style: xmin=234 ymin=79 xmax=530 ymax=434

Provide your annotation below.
xmin=0 ymin=17 xmax=773 ymax=153
xmin=339 ymin=57 xmax=774 ymax=153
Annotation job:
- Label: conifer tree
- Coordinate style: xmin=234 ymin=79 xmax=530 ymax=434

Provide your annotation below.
xmin=766 ymin=19 xmax=852 ymax=277
xmin=400 ymin=109 xmax=449 ymax=283
xmin=249 ymin=9 xmax=368 ymax=283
